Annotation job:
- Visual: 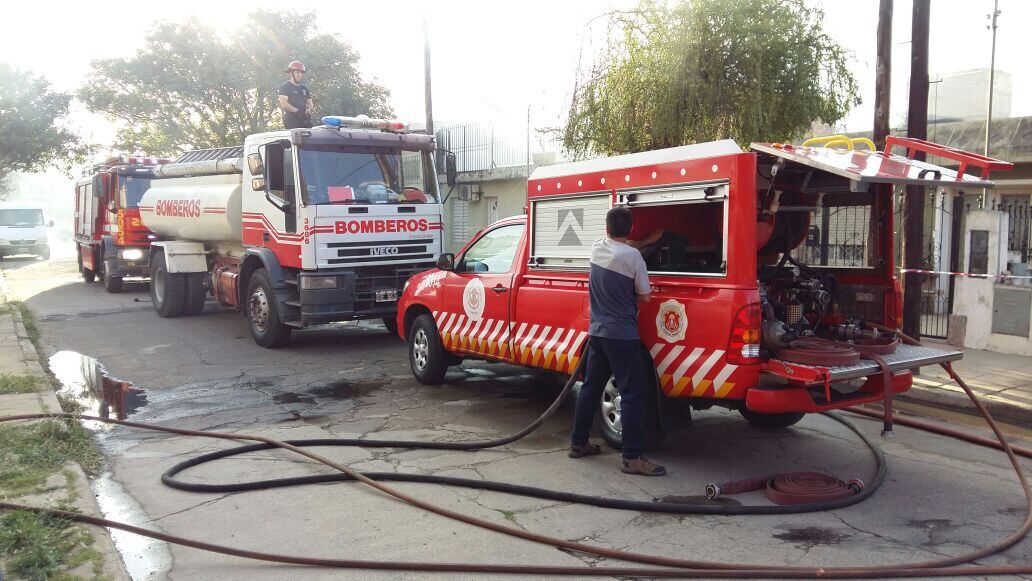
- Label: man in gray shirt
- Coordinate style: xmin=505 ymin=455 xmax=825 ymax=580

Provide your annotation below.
xmin=569 ymin=206 xmax=666 ymax=476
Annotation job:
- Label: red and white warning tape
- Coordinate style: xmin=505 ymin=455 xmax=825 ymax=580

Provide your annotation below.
xmin=898 ymin=268 xmax=1032 ymax=280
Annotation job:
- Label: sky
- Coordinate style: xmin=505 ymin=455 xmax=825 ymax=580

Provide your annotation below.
xmin=3 ymin=0 xmax=1029 ymax=208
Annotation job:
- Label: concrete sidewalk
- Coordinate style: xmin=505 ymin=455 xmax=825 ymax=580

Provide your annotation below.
xmin=903 ymin=340 xmax=1032 ymax=425
xmin=0 ymin=271 xmax=129 ymax=580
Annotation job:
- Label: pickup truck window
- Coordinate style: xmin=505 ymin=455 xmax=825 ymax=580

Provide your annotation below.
xmin=461 ymin=224 xmax=524 ymax=273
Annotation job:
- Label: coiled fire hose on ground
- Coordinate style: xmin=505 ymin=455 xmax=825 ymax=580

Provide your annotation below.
xmin=0 ymin=330 xmax=1029 ymax=577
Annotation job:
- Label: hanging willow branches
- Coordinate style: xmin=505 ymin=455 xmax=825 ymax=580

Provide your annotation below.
xmin=563 ymin=0 xmax=860 ymax=158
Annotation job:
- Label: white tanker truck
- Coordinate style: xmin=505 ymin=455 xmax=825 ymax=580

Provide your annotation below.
xmin=137 ymin=116 xmax=455 ymax=347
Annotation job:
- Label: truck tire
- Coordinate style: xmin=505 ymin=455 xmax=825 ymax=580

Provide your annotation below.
xmin=246 ymin=268 xmax=292 ymax=348
xmin=103 ymin=271 xmax=123 ymax=293
xmin=382 ymin=316 xmax=399 ymax=337
xmin=183 ymin=273 xmax=208 ymax=316
xmin=408 ymin=314 xmax=448 ymax=385
xmin=592 ymin=375 xmax=665 ymax=452
xmin=739 ymin=408 xmax=805 ymax=429
xmin=150 ymin=252 xmax=187 ymax=318
xmin=39 ymin=246 xmax=50 ymax=261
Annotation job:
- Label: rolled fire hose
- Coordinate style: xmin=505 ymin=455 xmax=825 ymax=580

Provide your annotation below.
xmin=0 ymin=336 xmax=1029 ymax=577
xmin=706 ymin=472 xmax=864 ymax=504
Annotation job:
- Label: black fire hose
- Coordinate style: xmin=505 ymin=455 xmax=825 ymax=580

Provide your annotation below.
xmin=1 ymin=342 xmax=1029 ymax=577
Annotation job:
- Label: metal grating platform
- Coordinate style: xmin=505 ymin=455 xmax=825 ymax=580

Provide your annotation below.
xmin=790 ymin=343 xmax=964 ymax=382
xmin=174 ymin=146 xmax=244 ymax=163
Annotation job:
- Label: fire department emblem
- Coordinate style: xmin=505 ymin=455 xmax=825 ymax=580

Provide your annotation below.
xmin=656 ymin=299 xmax=687 ymax=343
xmin=462 ymin=278 xmax=485 ymax=321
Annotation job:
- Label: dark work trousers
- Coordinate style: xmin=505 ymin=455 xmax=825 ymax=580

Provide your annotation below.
xmin=571 ymin=336 xmax=648 ymax=460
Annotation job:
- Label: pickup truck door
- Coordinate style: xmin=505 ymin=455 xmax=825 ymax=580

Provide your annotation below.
xmin=439 ymin=223 xmax=525 ymax=360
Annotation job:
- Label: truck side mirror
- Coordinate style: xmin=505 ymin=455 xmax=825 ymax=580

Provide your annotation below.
xmin=246 ymin=152 xmax=264 ymax=176
xmin=47 ymin=220 xmax=54 ymax=227
xmin=92 ymin=174 xmax=104 ymax=197
xmin=446 ymin=152 xmax=457 ymax=187
xmin=436 ymin=253 xmax=455 ymax=271
xmin=251 ymin=178 xmax=265 ymax=191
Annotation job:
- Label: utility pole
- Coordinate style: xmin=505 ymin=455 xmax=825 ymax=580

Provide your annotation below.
xmin=982 ymin=0 xmax=1001 ymax=209
xmin=423 ymin=16 xmax=434 ymax=136
xmin=873 ymin=0 xmax=893 ymax=150
xmin=902 ymin=0 xmax=930 ymax=341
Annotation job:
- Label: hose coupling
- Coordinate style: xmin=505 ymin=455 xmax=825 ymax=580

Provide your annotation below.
xmin=704 ymin=483 xmax=722 ymax=500
xmin=847 ymin=479 xmax=865 ymax=494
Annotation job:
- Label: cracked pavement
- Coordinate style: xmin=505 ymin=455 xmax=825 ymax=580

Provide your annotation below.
xmin=5 ymin=258 xmax=1032 ymax=580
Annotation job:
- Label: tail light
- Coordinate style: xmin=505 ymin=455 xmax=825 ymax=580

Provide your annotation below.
xmin=727 ymin=302 xmax=761 ymax=365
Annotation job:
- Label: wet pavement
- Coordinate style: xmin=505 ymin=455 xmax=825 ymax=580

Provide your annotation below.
xmin=6 ymin=258 xmax=1032 ymax=579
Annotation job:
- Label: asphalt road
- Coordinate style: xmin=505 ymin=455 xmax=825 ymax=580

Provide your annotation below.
xmin=4 ymin=256 xmax=1031 ymax=580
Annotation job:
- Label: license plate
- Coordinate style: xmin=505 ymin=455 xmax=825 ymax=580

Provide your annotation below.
xmin=375 ymin=289 xmax=398 ymax=303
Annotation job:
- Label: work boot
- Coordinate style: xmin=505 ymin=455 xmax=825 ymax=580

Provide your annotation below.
xmin=568 ymin=442 xmax=602 ymax=458
xmin=621 ymin=456 xmax=667 ymax=476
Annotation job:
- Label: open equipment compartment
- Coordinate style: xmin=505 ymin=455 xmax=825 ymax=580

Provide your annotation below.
xmin=750 ymin=140 xmax=990 ymax=393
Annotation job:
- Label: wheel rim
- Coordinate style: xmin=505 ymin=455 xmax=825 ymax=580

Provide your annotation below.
xmin=154 ymin=270 xmax=165 ymax=302
xmin=412 ymin=328 xmax=430 ymax=372
xmin=249 ymin=287 xmax=270 ymax=332
xmin=601 ymin=378 xmax=622 ymax=434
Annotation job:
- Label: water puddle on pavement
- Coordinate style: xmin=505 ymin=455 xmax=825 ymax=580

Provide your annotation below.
xmin=49 ymin=350 xmax=147 ymax=427
xmin=48 ymin=351 xmax=169 ymax=580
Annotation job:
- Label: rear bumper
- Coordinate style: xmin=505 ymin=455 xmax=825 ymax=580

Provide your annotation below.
xmin=745 ymin=371 xmax=912 ymax=414
xmin=746 ymin=342 xmax=963 ymax=414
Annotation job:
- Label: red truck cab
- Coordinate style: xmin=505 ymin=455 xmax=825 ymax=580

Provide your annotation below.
xmin=397 ymin=137 xmax=1010 ymax=448
xmin=75 ymin=156 xmax=169 ymax=292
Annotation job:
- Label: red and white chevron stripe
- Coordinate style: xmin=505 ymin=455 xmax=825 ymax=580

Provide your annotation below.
xmin=648 ymin=343 xmax=738 ymax=398
xmin=432 ymin=311 xmax=587 ymax=373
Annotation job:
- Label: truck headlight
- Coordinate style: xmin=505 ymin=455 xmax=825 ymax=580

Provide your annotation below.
xmin=120 ymin=249 xmax=144 ymax=260
xmin=301 ymin=276 xmax=338 ymax=290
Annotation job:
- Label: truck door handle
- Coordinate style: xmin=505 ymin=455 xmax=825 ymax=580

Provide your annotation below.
xmin=491 ymin=285 xmax=508 ymax=294
xmin=263 ymin=231 xmax=270 ymax=243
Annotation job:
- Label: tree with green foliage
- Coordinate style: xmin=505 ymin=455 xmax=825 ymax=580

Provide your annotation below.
xmin=563 ymin=0 xmax=860 ymax=157
xmin=79 ymin=10 xmax=392 ymax=157
xmin=0 ymin=64 xmax=85 ymax=193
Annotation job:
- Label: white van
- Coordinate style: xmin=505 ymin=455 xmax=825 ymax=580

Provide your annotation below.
xmin=0 ymin=207 xmax=52 ymax=260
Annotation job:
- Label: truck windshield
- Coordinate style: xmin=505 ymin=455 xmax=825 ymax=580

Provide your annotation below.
xmin=298 ymin=146 xmax=439 ymax=205
xmin=0 ymin=209 xmax=43 ymax=227
xmin=119 ymin=177 xmax=152 ymax=209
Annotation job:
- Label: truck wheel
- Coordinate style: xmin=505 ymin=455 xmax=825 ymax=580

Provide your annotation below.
xmin=382 ymin=316 xmax=399 ymax=337
xmin=103 ymin=272 xmax=123 ymax=293
xmin=150 ymin=252 xmax=186 ymax=318
xmin=409 ymin=314 xmax=448 ymax=384
xmin=183 ymin=273 xmax=208 ymax=316
xmin=246 ymin=268 xmax=291 ymax=348
xmin=39 ymin=246 xmax=50 ymax=261
xmin=592 ymin=376 xmax=665 ymax=452
xmin=739 ymin=408 xmax=805 ymax=429
xmin=102 ymin=260 xmax=123 ymax=293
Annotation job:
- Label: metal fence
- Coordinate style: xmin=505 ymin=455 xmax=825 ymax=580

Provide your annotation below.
xmin=435 ymin=122 xmax=563 ymax=173
xmin=1002 ymin=195 xmax=1031 ymax=263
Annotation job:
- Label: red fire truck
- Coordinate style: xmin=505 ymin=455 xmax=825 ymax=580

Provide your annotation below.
xmin=396 ymin=136 xmax=1011 ymax=448
xmin=75 ymin=156 xmax=169 ymax=292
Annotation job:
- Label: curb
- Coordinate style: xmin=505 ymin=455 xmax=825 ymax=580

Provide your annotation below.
xmin=0 ymin=266 xmax=132 ymax=581
xmin=900 ymin=380 xmax=1030 ymax=426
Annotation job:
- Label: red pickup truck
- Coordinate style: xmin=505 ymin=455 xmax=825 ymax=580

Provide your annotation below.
xmin=396 ymin=137 xmax=1007 ymax=448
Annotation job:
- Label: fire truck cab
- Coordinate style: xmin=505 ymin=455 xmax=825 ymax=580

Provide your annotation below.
xmin=397 ymin=136 xmax=1012 ymax=448
xmin=75 ymin=157 xmax=169 ymax=292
